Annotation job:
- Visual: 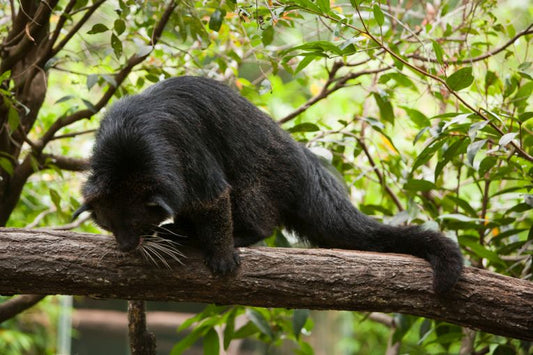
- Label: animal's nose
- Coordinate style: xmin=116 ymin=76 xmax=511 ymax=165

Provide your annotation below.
xmin=115 ymin=235 xmax=140 ymax=252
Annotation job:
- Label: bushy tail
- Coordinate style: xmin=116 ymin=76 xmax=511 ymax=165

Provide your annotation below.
xmin=286 ymin=151 xmax=463 ymax=294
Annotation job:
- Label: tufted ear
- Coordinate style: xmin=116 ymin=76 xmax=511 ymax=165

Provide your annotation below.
xmin=147 ymin=195 xmax=175 ymax=217
xmin=72 ymin=203 xmax=91 ymax=221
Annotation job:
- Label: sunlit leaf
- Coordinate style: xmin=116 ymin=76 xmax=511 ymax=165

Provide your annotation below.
xmin=288 ymin=122 xmax=320 ymax=133
xmin=87 ymin=23 xmax=109 ymax=34
xmin=498 ymin=132 xmax=518 ymax=146
xmin=432 ymin=40 xmax=444 ymax=65
xmin=446 ymin=67 xmax=474 ymax=91
xmin=373 ymin=4 xmax=384 ymax=26
xmin=111 ymin=33 xmax=122 ymax=59
xmin=466 ymin=139 xmax=487 ymax=168
xmin=203 ymin=328 xmax=219 ymax=355
xmin=293 ymin=309 xmax=310 ymax=339
xmin=246 ymin=309 xmax=273 ymax=339
xmin=209 ymin=8 xmax=226 ymax=32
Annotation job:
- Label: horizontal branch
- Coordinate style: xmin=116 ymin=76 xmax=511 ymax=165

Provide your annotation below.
xmin=0 ymin=228 xmax=531 ymax=340
xmin=408 ymin=24 xmax=533 ymax=65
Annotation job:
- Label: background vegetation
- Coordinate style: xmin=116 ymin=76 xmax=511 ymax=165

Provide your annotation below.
xmin=0 ymin=0 xmax=531 ymax=354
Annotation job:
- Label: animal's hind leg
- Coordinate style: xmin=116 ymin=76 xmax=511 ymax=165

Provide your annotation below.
xmin=230 ymin=189 xmax=278 ymax=247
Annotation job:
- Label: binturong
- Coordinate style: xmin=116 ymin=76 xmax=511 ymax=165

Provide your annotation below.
xmin=74 ymin=76 xmax=463 ymax=294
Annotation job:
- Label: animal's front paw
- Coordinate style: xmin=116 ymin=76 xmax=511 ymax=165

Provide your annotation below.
xmin=205 ymin=250 xmax=241 ymax=275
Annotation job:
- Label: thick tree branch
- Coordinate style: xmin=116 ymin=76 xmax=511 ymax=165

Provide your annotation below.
xmin=0 ymin=0 xmax=59 ymax=73
xmin=0 ymin=228 xmax=531 ymax=341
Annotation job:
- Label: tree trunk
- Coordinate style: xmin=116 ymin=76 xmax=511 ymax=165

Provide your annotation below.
xmin=0 ymin=228 xmax=531 ymax=341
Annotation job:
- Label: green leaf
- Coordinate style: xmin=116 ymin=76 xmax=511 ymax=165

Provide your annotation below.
xmin=317 ymin=0 xmax=331 ymax=12
xmin=466 ymin=139 xmax=487 ymax=168
xmin=0 ymin=157 xmax=14 ymax=176
xmin=287 ymin=40 xmax=343 ymax=56
xmin=203 ymin=329 xmax=219 ymax=355
xmin=518 ymin=112 xmax=533 ymax=123
xmin=246 ymin=309 xmax=273 ymax=339
xmin=111 ymin=33 xmax=122 ymax=59
xmin=114 ymin=19 xmax=126 ymax=35
xmin=7 ymin=105 xmax=19 ymax=133
xmin=81 ymin=99 xmax=97 ymax=113
xmin=209 ymin=8 xmax=226 ymax=32
xmin=232 ymin=322 xmax=259 ymax=339
xmin=292 ymin=309 xmax=310 ymax=339
xmin=223 ymin=310 xmax=236 ymax=350
xmin=437 ymin=214 xmax=484 ymax=223
xmin=288 ymin=122 xmax=320 ymax=133
xmin=0 ymin=70 xmax=11 ymax=83
xmin=478 ymin=156 xmax=497 ymax=176
xmin=412 ymin=138 xmax=446 ymax=171
xmin=468 ymin=120 xmax=489 ymax=141
xmin=498 ymin=132 xmax=518 ymax=146
xmin=404 ymin=179 xmax=436 ymax=192
xmin=392 ymin=314 xmax=416 ymax=343
xmin=401 ymin=107 xmax=430 ymax=128
xmin=379 ymin=73 xmax=417 ymax=91
xmin=262 ymin=26 xmax=274 ymax=46
xmin=373 ymin=4 xmax=385 ymax=26
xmin=87 ymin=23 xmax=109 ymax=34
xmin=431 ymin=40 xmax=444 ymax=65
xmin=49 ymin=188 xmax=61 ymax=210
xmin=513 ymin=81 xmax=533 ymax=112
xmin=484 ymin=70 xmax=498 ymax=90
xmin=55 ymin=95 xmax=75 ymax=104
xmin=458 ymin=236 xmax=506 ymax=266
xmin=446 ymin=67 xmax=474 ymax=91
xmin=373 ymin=92 xmax=394 ymax=124
xmin=295 ymin=54 xmax=318 ymax=73
xmin=86 ymin=74 xmax=99 ymax=90
xmin=171 ymin=328 xmax=204 ymax=355
xmin=435 ymin=138 xmax=467 ymax=179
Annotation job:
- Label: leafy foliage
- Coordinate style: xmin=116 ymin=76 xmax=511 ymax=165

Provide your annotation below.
xmin=0 ymin=0 xmax=532 ymax=353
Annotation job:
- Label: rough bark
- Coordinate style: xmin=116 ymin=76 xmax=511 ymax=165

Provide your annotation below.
xmin=128 ymin=300 xmax=156 ymax=355
xmin=0 ymin=228 xmax=531 ymax=341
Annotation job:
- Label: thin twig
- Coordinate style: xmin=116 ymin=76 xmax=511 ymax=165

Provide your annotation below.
xmin=278 ymin=64 xmax=392 ymax=124
xmin=408 ymin=24 xmax=533 ymax=65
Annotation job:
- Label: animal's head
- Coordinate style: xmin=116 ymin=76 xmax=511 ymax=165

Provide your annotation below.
xmin=73 ymin=179 xmax=176 ymax=252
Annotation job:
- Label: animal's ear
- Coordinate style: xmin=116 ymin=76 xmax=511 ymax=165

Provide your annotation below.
xmin=72 ymin=203 xmax=91 ymax=221
xmin=147 ymin=195 xmax=175 ymax=217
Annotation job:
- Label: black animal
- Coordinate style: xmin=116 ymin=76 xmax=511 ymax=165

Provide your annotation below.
xmin=74 ymin=76 xmax=463 ymax=294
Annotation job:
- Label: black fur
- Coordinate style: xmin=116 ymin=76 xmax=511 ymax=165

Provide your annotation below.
xmin=77 ymin=76 xmax=463 ymax=294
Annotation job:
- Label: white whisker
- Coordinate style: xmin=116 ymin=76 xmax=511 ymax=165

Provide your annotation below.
xmin=156 ymin=225 xmax=189 ymax=239
xmin=145 ymin=244 xmax=172 ymax=269
xmin=140 ymin=245 xmax=160 ymax=268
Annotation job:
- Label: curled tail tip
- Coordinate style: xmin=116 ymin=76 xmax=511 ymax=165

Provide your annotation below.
xmin=430 ymin=239 xmax=464 ymax=294
xmin=433 ymin=260 xmax=463 ymax=294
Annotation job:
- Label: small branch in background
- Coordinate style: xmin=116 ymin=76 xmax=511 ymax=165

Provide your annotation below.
xmin=25 ymin=206 xmax=56 ymax=229
xmin=37 ymin=214 xmax=90 ymax=231
xmin=40 ymin=0 xmax=107 ymax=64
xmin=41 ymin=154 xmax=89 ymax=172
xmin=128 ymin=300 xmax=156 ymax=355
xmin=278 ymin=63 xmax=391 ymax=125
xmin=49 ymin=129 xmax=97 ymax=141
xmin=0 ymin=294 xmax=46 ymax=323
xmin=367 ymin=312 xmax=400 ymax=355
xmin=408 ymin=24 xmax=533 ymax=65
xmin=355 ymin=135 xmax=404 ymax=212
